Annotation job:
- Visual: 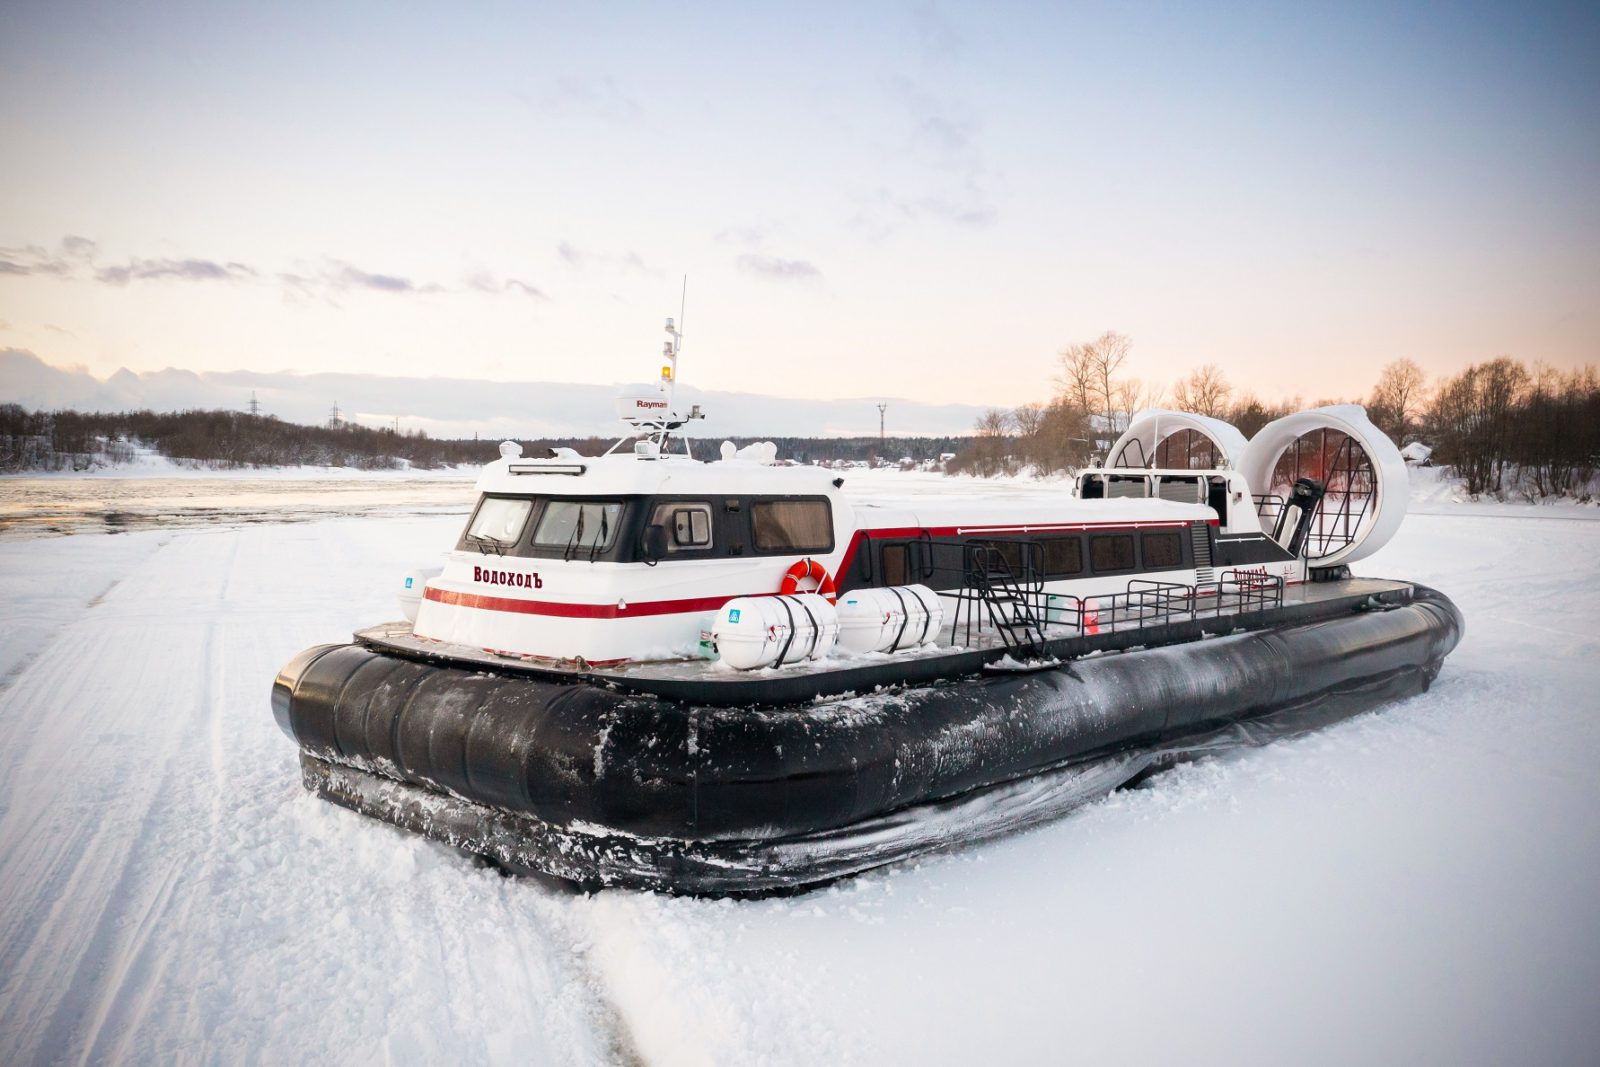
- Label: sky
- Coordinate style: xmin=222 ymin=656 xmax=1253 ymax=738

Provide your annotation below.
xmin=1 ymin=0 xmax=1596 ymax=429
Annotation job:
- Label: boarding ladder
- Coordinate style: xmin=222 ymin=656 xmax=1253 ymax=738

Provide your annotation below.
xmin=1190 ymin=520 xmax=1215 ymax=585
xmin=965 ymin=543 xmax=1046 ymax=658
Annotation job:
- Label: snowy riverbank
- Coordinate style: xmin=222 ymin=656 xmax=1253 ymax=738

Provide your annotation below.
xmin=1 ymin=473 xmax=1597 ymax=1065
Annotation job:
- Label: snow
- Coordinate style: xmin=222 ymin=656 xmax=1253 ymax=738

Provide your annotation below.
xmin=0 ymin=440 xmax=482 ymax=481
xmin=2 ymin=470 xmax=1598 ymax=1065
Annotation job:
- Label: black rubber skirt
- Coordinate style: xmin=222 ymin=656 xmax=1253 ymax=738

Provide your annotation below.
xmin=274 ymin=585 xmax=1463 ymax=894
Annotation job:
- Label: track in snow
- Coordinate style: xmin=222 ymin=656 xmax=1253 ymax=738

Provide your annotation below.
xmin=2 ymin=483 xmax=1598 ymax=1066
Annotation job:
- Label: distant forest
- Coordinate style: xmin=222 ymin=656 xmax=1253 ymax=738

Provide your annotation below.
xmin=0 ymin=404 xmax=963 ymax=473
xmin=946 ymin=334 xmax=1599 ymax=503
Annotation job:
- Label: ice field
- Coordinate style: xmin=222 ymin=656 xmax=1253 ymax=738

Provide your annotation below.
xmin=1 ymin=469 xmax=1597 ymax=1066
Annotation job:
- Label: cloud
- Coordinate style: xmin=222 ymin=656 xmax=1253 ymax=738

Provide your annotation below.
xmin=738 ymin=254 xmax=822 ymax=281
xmin=556 ymin=241 xmax=653 ymax=275
xmin=95 ymin=257 xmax=257 ymax=285
xmin=854 ymin=75 xmax=999 ymax=236
xmin=2 ymin=234 xmax=549 ymax=304
xmin=467 ymin=272 xmax=547 ymax=299
xmin=326 ymin=260 xmax=414 ymax=293
xmin=0 ymin=243 xmax=75 ymax=277
xmin=504 ymin=278 xmax=547 ymax=299
xmin=0 ymin=235 xmax=99 ymax=278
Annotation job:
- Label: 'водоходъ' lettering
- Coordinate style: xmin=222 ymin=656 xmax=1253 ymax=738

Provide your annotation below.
xmin=473 ymin=565 xmax=542 ymax=589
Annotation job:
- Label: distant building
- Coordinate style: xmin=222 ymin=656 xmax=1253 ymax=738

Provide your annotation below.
xmin=1400 ymin=441 xmax=1433 ymax=466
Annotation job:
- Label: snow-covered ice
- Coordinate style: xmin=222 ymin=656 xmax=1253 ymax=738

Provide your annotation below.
xmin=1 ymin=472 xmax=1597 ymax=1065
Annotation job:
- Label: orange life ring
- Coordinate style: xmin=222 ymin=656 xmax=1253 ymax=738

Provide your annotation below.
xmin=779 ymin=557 xmax=837 ymax=602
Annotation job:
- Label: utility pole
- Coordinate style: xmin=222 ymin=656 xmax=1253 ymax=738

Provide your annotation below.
xmin=247 ymin=391 xmax=260 ymax=417
xmin=877 ymin=403 xmax=887 ymax=443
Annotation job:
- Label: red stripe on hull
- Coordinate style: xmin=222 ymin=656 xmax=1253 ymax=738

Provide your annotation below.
xmin=424 ymin=586 xmax=742 ymax=619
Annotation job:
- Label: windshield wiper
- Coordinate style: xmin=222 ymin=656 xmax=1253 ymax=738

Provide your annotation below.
xmin=588 ymin=508 xmax=609 ymax=562
xmin=563 ymin=509 xmax=586 ymax=562
xmin=465 ymin=533 xmax=507 ymax=557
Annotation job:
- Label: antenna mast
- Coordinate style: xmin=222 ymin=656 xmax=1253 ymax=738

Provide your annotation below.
xmin=609 ymin=278 xmax=703 ymax=459
xmin=661 ymin=276 xmax=688 ymax=408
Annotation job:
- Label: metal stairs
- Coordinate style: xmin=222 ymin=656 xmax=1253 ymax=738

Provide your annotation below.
xmin=1190 ymin=520 xmax=1215 ymax=585
xmin=966 ymin=546 xmax=1046 ymax=657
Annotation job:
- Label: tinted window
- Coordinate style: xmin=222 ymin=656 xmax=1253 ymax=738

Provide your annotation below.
xmin=1142 ymin=531 xmax=1183 ymax=569
xmin=978 ymin=540 xmax=1027 ymax=577
xmin=752 ymin=500 xmax=833 ymax=552
xmin=649 ymin=502 xmax=713 ymax=552
xmin=1042 ymin=537 xmax=1083 ymax=577
xmin=533 ymin=501 xmax=622 ymax=550
xmin=465 ymin=496 xmax=532 ymax=546
xmin=882 ymin=543 xmax=909 ymax=586
xmin=1089 ymin=534 xmax=1136 ymax=572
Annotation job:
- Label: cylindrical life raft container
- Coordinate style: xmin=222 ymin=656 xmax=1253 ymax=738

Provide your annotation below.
xmin=397 ymin=565 xmax=444 ymax=624
xmin=835 ymin=584 xmax=943 ymax=654
xmin=712 ymin=592 xmax=839 ymax=669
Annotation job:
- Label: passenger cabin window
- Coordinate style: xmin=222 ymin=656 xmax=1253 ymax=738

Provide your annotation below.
xmin=1089 ymin=533 xmax=1136 ymax=572
xmin=465 ymin=496 xmax=533 ymax=547
xmin=533 ymin=501 xmax=622 ymax=551
xmin=1042 ymin=537 xmax=1084 ymax=577
xmin=649 ymin=502 xmax=713 ymax=552
xmin=1155 ymin=476 xmax=1203 ymax=504
xmin=882 ymin=543 xmax=909 ymax=586
xmin=752 ymin=500 xmax=833 ymax=552
xmin=1142 ymin=531 xmax=1183 ymax=569
xmin=979 ymin=540 xmax=1028 ymax=577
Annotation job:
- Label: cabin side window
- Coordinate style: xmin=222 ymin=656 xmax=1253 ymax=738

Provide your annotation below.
xmin=1155 ymin=476 xmax=1203 ymax=504
xmin=649 ymin=502 xmax=713 ymax=552
xmin=1041 ymin=537 xmax=1083 ymax=577
xmin=1141 ymin=531 xmax=1184 ymax=569
xmin=752 ymin=499 xmax=833 ymax=552
xmin=463 ymin=495 xmax=534 ymax=547
xmin=532 ymin=500 xmax=622 ymax=550
xmin=881 ymin=543 xmax=909 ymax=586
xmin=1089 ymin=533 xmax=1136 ymax=572
xmin=977 ymin=539 xmax=1028 ymax=577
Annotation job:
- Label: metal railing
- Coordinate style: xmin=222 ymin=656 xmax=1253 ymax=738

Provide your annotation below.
xmin=948 ymin=565 xmax=1285 ymax=649
xmin=940 ymin=539 xmax=1047 ymax=654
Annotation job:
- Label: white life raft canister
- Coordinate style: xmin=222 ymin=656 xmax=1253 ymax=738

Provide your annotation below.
xmin=398 ymin=565 xmax=444 ymax=624
xmin=712 ymin=593 xmax=839 ymax=670
xmin=835 ymin=584 xmax=943 ymax=655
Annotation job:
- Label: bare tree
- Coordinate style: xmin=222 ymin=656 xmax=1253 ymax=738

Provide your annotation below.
xmin=975 ymin=409 xmax=1013 ymax=437
xmin=1426 ymin=358 xmax=1528 ymax=495
xmin=1368 ymin=359 xmax=1427 ymax=442
xmin=1171 ymin=364 xmax=1232 ymax=417
xmin=1054 ymin=344 xmax=1099 ymax=416
xmin=1011 ymin=402 xmax=1045 ymax=439
xmin=1056 ymin=332 xmax=1134 ymax=432
xmin=1226 ymin=393 xmax=1288 ymax=438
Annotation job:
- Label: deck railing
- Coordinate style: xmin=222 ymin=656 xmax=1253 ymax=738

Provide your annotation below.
xmin=949 ymin=558 xmax=1284 ymax=650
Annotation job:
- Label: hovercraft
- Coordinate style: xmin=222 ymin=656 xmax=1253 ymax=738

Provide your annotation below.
xmin=273 ymin=320 xmax=1463 ymax=894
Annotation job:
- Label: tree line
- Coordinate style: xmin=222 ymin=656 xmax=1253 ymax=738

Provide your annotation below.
xmin=0 ymin=404 xmax=964 ymax=473
xmin=947 ymin=333 xmax=1599 ymax=501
